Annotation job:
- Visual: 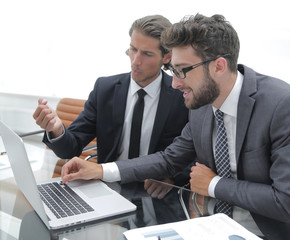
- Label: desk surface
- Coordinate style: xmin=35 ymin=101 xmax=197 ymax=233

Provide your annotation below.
xmin=0 ymin=141 xmax=204 ymax=240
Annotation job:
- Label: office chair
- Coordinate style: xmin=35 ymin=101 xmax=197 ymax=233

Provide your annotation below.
xmin=52 ymin=98 xmax=98 ymax=178
xmin=54 ymin=98 xmax=97 ymax=160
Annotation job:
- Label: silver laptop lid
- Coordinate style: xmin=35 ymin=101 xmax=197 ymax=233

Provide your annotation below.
xmin=0 ymin=121 xmax=136 ymax=230
xmin=0 ymin=121 xmax=50 ymax=228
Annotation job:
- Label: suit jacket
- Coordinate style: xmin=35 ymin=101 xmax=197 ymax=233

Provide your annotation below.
xmin=117 ymin=65 xmax=290 ymax=239
xmin=44 ymin=71 xmax=189 ymax=164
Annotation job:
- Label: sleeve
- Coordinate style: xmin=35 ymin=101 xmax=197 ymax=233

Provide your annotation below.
xmin=45 ymin=125 xmax=65 ymax=143
xmin=116 ymin=122 xmax=196 ymax=183
xmin=43 ymin=80 xmax=99 ymax=159
xmin=102 ymin=162 xmax=121 ymax=182
xmin=214 ymin=93 xmax=290 ymax=222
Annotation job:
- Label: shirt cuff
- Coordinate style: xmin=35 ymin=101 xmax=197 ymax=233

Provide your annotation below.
xmin=101 ymin=162 xmax=121 ymax=182
xmin=208 ymin=175 xmax=221 ymax=198
xmin=46 ymin=125 xmax=65 ymax=143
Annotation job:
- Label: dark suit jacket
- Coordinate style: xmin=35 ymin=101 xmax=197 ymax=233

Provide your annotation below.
xmin=44 ymin=71 xmax=188 ymax=164
xmin=117 ymin=65 xmax=290 ymax=239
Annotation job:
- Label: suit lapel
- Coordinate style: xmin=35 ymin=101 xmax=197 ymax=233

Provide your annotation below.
xmin=148 ymin=73 xmax=174 ymax=153
xmin=235 ymin=65 xmax=257 ymax=174
xmin=112 ymin=75 xmax=130 ymax=152
xmin=200 ymin=106 xmax=216 ymax=171
xmin=199 ymin=65 xmax=257 ymax=173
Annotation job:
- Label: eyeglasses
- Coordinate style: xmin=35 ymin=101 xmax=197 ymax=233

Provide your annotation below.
xmin=169 ymin=53 xmax=231 ymax=79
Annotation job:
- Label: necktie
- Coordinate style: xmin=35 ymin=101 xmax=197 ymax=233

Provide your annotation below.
xmin=128 ymin=89 xmax=146 ymax=159
xmin=132 ymin=198 xmax=146 ymax=227
xmin=214 ymin=109 xmax=233 ymax=217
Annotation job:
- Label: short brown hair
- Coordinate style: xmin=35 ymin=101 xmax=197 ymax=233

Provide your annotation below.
xmin=161 ymin=14 xmax=240 ymax=72
xmin=129 ymin=15 xmax=172 ymax=60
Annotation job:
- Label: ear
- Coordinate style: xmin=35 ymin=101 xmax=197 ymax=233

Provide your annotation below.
xmin=162 ymin=51 xmax=172 ymax=65
xmin=213 ymin=57 xmax=227 ymax=74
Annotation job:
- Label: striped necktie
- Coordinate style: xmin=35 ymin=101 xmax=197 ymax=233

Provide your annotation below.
xmin=214 ymin=109 xmax=233 ymax=217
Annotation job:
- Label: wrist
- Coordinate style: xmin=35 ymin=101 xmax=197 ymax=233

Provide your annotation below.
xmin=208 ymin=175 xmax=221 ymax=198
xmin=51 ymin=125 xmax=64 ymax=138
xmin=95 ymin=164 xmax=103 ymax=180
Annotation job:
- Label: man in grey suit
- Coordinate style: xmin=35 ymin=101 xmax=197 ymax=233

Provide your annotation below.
xmin=33 ymin=15 xmax=189 ymax=191
xmin=61 ymin=14 xmax=290 ymax=239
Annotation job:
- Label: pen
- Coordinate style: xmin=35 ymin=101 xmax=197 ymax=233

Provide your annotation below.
xmin=0 ymin=152 xmax=6 ymax=155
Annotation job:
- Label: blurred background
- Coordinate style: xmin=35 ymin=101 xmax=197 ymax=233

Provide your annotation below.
xmin=1 ymin=0 xmax=289 ymax=99
xmin=0 ymin=0 xmax=289 ymax=133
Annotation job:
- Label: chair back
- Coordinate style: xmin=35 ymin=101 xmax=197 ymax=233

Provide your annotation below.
xmin=56 ymin=98 xmax=97 ymax=159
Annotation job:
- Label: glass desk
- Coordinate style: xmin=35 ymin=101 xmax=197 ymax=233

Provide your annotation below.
xmin=0 ymin=141 xmax=206 ymax=240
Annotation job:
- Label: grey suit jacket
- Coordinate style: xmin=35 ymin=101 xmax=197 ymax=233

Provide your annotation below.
xmin=44 ymin=71 xmax=189 ymax=164
xmin=117 ymin=65 xmax=290 ymax=238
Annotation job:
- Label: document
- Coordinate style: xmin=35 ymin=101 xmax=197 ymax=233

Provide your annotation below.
xmin=0 ymin=137 xmax=42 ymax=180
xmin=0 ymin=150 xmax=38 ymax=170
xmin=123 ymin=213 xmax=262 ymax=240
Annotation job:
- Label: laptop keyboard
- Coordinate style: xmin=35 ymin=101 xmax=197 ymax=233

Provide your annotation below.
xmin=37 ymin=182 xmax=94 ymax=219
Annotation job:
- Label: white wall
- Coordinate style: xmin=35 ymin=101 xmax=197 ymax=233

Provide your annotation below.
xmin=0 ymin=93 xmax=59 ymax=134
xmin=0 ymin=0 xmax=289 ymax=132
xmin=0 ymin=0 xmax=290 ymax=100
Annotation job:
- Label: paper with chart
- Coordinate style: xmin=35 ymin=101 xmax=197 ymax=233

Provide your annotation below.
xmin=123 ymin=213 xmax=262 ymax=240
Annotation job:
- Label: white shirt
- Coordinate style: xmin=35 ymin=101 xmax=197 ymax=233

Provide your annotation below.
xmin=102 ymin=72 xmax=241 ymax=183
xmin=103 ymin=71 xmax=262 ymax=235
xmin=102 ymin=72 xmax=162 ymax=182
xmin=47 ymin=74 xmax=162 ymax=152
xmin=116 ymin=73 xmax=162 ymax=161
xmin=208 ymin=71 xmax=262 ymax=236
xmin=208 ymin=71 xmax=242 ymax=196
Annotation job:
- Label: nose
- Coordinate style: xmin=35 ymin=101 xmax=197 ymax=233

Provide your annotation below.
xmin=172 ymin=75 xmax=183 ymax=89
xmin=131 ymin=51 xmax=142 ymax=66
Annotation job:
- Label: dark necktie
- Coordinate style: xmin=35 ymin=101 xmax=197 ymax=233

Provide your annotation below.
xmin=132 ymin=198 xmax=146 ymax=227
xmin=214 ymin=109 xmax=233 ymax=217
xmin=128 ymin=89 xmax=146 ymax=159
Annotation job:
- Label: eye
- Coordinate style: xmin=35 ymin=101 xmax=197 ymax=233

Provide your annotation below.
xmin=143 ymin=52 xmax=154 ymax=57
xmin=175 ymin=67 xmax=183 ymax=74
xmin=129 ymin=46 xmax=137 ymax=53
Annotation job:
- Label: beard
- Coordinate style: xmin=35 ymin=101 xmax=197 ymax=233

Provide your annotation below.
xmin=185 ymin=68 xmax=220 ymax=109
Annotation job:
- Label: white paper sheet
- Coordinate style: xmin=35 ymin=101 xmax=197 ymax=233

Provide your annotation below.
xmin=123 ymin=213 xmax=262 ymax=240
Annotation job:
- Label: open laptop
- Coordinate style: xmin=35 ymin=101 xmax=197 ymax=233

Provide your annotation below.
xmin=0 ymin=120 xmax=136 ymax=230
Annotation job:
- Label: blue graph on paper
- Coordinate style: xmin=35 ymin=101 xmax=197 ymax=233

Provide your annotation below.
xmin=143 ymin=228 xmax=184 ymax=240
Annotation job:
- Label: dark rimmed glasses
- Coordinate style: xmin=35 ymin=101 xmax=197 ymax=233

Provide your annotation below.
xmin=169 ymin=53 xmax=231 ymax=79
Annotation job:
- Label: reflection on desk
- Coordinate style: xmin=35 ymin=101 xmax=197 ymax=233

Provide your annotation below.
xmin=0 ymin=140 xmax=262 ymax=240
xmin=19 ymin=210 xmax=133 ymax=240
xmin=0 ymin=141 xmax=190 ymax=240
xmin=18 ymin=181 xmax=190 ymax=240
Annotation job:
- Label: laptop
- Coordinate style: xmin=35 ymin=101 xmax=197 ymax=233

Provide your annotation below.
xmin=0 ymin=120 xmax=136 ymax=230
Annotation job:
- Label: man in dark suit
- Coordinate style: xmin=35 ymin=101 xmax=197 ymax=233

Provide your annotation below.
xmin=33 ymin=15 xmax=189 ymax=190
xmin=61 ymin=14 xmax=290 ymax=239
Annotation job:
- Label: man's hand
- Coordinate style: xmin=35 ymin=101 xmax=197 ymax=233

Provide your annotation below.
xmin=144 ymin=178 xmax=173 ymax=199
xmin=61 ymin=157 xmax=103 ymax=184
xmin=190 ymin=163 xmax=216 ymax=196
xmin=33 ymin=98 xmax=63 ymax=138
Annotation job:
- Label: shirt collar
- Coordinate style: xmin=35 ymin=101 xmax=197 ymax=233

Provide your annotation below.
xmin=213 ymin=71 xmax=244 ymax=118
xmin=130 ymin=71 xmax=162 ymax=98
